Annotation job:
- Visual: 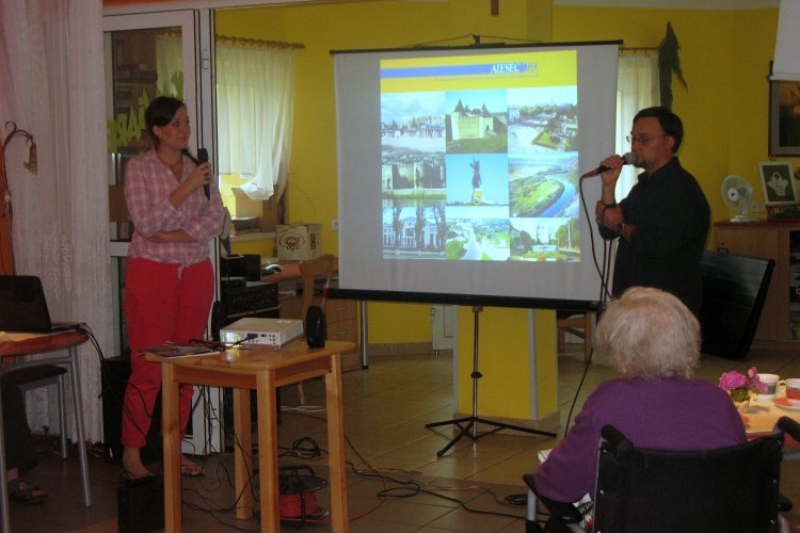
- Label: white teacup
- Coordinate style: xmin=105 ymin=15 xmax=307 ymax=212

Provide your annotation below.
xmin=755 ymin=373 xmax=780 ymax=402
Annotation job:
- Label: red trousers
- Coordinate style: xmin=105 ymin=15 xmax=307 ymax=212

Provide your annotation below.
xmin=121 ymin=257 xmax=214 ymax=448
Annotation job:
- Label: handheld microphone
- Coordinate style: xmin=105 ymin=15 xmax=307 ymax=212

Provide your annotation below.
xmin=197 ymin=148 xmax=210 ymax=199
xmin=582 ymin=152 xmax=634 ymax=178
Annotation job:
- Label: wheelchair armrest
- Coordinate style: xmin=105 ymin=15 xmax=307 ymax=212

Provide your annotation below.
xmin=779 ymin=493 xmax=793 ymax=513
xmin=777 ymin=416 xmax=800 ymax=442
xmin=522 ymin=473 xmax=584 ymax=525
xmin=537 ymin=494 xmax=585 ymax=524
xmin=601 ymin=424 xmax=634 ymax=458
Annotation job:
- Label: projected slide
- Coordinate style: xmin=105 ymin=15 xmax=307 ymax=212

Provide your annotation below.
xmin=380 ymin=50 xmax=579 ymax=262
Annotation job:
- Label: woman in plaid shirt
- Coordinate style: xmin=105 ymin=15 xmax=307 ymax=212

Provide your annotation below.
xmin=120 ymin=96 xmax=224 ymax=480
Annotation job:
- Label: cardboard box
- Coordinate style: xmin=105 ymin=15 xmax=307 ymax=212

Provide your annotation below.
xmin=277 ymin=223 xmax=322 ymax=261
xmin=232 ymin=188 xmax=279 ymax=233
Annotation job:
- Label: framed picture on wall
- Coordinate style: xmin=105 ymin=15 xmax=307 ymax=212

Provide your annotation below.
xmin=769 ymin=76 xmax=800 ymax=157
xmin=758 ymin=161 xmax=798 ymax=206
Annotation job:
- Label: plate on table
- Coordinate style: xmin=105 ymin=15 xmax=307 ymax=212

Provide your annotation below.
xmin=773 ymin=397 xmax=800 ymax=411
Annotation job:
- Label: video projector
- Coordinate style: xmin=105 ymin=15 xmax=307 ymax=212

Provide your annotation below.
xmin=220 ymin=317 xmax=304 ymax=349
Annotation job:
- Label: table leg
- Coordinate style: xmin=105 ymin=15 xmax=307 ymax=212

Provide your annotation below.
xmin=162 ymin=364 xmax=182 ymax=533
xmin=256 ymin=371 xmax=279 ymax=533
xmin=232 ymin=387 xmax=253 ymax=519
xmin=0 ymin=383 xmax=9 ymax=533
xmin=67 ymin=347 xmax=92 ymax=507
xmin=325 ymin=354 xmax=349 ymax=533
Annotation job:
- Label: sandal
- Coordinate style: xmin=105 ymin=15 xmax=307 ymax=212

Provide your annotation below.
xmin=7 ymin=477 xmax=46 ymax=504
xmin=121 ymin=469 xmax=155 ymax=484
xmin=180 ymin=463 xmax=205 ymax=477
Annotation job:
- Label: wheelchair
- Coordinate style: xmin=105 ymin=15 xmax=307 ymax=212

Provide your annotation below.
xmin=524 ymin=416 xmax=800 ymax=533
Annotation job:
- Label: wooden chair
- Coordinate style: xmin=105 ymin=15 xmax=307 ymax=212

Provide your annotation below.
xmin=556 ymin=310 xmax=594 ymax=362
xmin=295 ymin=254 xmax=337 ymax=404
xmin=299 ymin=254 xmax=337 ymax=323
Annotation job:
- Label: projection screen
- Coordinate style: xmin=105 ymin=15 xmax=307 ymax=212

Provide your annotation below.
xmin=333 ymin=41 xmax=621 ymax=308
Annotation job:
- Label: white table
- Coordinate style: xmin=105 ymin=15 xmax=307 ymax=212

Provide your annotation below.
xmin=742 ymin=396 xmax=800 ymax=436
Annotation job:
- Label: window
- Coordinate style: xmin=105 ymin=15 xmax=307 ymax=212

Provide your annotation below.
xmin=216 ymin=41 xmax=298 ymax=202
xmin=615 ymin=52 xmax=659 ymax=195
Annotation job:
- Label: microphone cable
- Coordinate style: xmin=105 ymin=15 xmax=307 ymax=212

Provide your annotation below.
xmin=561 ymin=177 xmax=618 ymax=436
xmin=578 ymin=175 xmax=614 ymax=303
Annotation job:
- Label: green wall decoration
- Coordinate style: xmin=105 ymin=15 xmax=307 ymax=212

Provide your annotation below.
xmin=658 ymin=22 xmax=688 ymax=110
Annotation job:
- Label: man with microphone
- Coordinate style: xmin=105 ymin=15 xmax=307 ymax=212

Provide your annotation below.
xmin=594 ymin=106 xmax=710 ymax=316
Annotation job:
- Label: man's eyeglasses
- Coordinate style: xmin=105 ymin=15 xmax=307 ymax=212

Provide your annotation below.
xmin=626 ymin=134 xmax=668 ymax=146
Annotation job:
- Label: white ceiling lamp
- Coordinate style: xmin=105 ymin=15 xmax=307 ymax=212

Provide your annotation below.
xmin=772 ymin=0 xmax=800 ymax=81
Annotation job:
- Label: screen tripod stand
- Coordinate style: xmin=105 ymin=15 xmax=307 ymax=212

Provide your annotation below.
xmin=425 ymin=306 xmax=556 ymax=457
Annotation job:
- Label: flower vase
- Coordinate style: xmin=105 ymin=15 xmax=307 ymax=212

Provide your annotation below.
xmin=730 ymin=386 xmax=750 ymax=412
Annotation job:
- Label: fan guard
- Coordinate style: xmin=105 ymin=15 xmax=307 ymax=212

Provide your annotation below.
xmin=720 ymin=175 xmax=754 ymax=222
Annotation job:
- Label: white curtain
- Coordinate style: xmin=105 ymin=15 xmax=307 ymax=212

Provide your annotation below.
xmin=156 ymin=33 xmax=183 ymax=97
xmin=615 ymin=52 xmax=660 ymax=195
xmin=216 ymin=44 xmax=296 ymax=201
xmin=0 ymin=0 xmax=110 ymax=443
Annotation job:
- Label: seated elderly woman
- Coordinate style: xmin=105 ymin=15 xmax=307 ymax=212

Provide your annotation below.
xmin=534 ymin=286 xmax=746 ymax=504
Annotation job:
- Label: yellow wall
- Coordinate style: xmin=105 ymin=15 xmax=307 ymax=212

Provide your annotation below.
xmin=216 ymin=1 xmax=784 ymax=423
xmin=218 ymin=0 xmax=554 ymax=348
xmin=455 ymin=307 xmax=558 ymax=418
xmin=218 ymin=1 xmax=786 ymax=339
xmin=553 ymin=6 xmax=782 ymax=221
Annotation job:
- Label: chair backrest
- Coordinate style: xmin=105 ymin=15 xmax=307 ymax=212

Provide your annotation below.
xmin=593 ymin=425 xmax=783 ymax=533
xmin=699 ymin=250 xmax=774 ymax=360
xmin=298 ymin=254 xmax=337 ymax=320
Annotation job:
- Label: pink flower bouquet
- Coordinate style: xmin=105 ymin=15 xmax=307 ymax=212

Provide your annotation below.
xmin=719 ymin=366 xmax=768 ymax=393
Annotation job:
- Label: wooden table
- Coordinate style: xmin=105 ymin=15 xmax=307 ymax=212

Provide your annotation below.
xmin=0 ymin=330 xmax=92 ymax=533
xmin=149 ymin=340 xmax=354 ymax=533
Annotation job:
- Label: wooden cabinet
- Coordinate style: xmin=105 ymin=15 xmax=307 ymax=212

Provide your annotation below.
xmin=714 ymin=221 xmax=800 ymax=350
xmin=279 ymin=287 xmax=360 ymax=372
xmin=324 ymin=298 xmax=359 ymax=346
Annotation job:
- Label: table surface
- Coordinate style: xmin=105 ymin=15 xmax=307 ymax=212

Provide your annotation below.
xmin=0 ymin=330 xmax=88 ymax=357
xmin=742 ymin=394 xmax=800 ymax=435
xmin=147 ymin=339 xmax=353 ymax=371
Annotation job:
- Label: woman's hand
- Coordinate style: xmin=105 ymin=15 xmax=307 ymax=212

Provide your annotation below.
xmin=169 ymin=161 xmax=213 ymax=208
xmin=186 ymin=161 xmax=212 ymax=194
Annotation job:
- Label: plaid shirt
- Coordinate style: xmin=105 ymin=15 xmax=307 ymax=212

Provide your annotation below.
xmin=125 ymin=149 xmax=224 ymax=267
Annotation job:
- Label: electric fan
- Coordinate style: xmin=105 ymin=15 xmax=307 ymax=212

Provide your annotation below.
xmin=720 ymin=174 xmax=754 ymax=222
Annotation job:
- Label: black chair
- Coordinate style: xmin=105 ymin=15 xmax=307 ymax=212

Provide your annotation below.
xmin=524 ymin=417 xmax=800 ymax=533
xmin=699 ymin=250 xmax=774 ymax=361
xmin=1 ymin=365 xmax=69 ymax=458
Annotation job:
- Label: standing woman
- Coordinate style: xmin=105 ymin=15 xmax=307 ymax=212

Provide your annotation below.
xmin=121 ymin=96 xmax=224 ymax=479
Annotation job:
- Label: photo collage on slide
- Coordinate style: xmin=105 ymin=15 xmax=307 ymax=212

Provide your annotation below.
xmin=380 ymin=50 xmax=581 ymax=262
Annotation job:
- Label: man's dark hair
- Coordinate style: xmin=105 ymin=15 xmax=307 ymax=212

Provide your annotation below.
xmin=634 ymin=106 xmax=683 ymax=153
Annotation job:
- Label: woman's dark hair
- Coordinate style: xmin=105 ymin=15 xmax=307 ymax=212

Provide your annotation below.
xmin=633 ymin=106 xmax=684 ymax=153
xmin=144 ymin=96 xmax=186 ymax=147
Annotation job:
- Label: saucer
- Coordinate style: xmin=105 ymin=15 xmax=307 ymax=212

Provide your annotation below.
xmin=773 ymin=397 xmax=800 ymax=411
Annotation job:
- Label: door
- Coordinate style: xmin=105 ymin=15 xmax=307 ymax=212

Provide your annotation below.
xmin=103 ymin=10 xmax=221 ymax=455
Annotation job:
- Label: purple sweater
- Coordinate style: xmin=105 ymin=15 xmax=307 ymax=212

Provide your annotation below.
xmin=535 ymin=377 xmax=746 ymax=503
